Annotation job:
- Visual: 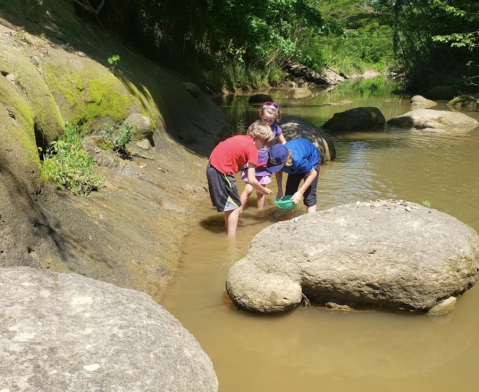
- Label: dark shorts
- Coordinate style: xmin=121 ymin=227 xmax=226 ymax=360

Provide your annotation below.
xmin=206 ymin=162 xmax=242 ymax=212
xmin=285 ymin=164 xmax=320 ymax=207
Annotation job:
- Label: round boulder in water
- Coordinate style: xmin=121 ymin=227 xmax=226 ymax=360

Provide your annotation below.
xmin=278 ymin=115 xmax=336 ymax=163
xmin=226 ymin=200 xmax=479 ymax=315
xmin=410 ymin=95 xmax=437 ymax=108
xmin=322 ymin=107 xmax=385 ymax=133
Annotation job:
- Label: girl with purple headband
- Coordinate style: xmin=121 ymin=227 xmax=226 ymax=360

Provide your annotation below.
xmin=239 ymin=101 xmax=287 ymax=211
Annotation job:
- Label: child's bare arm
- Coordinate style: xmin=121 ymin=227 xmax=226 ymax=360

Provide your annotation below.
xmin=277 ymin=133 xmax=287 ymax=144
xmin=292 ymin=168 xmax=318 ymax=203
xmin=246 ymin=164 xmax=272 ymax=195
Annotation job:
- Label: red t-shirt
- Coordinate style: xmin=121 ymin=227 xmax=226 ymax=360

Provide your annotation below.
xmin=209 ymin=135 xmax=258 ymax=175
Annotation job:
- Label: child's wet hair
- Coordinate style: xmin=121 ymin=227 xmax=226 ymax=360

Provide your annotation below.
xmin=249 ymin=123 xmax=275 ymax=145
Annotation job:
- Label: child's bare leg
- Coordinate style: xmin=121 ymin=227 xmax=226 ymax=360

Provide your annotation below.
xmin=306 ymin=205 xmax=317 ymax=214
xmin=239 ymin=183 xmax=253 ymax=212
xmin=224 ymin=208 xmax=241 ymax=235
xmin=256 ymin=190 xmax=266 ymax=209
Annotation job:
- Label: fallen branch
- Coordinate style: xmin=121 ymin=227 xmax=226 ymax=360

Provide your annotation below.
xmin=72 ymin=0 xmax=105 ymax=15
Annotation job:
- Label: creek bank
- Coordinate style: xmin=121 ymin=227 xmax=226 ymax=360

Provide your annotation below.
xmin=0 ymin=1 xmax=226 ymax=302
xmin=226 ymin=200 xmax=479 ymax=315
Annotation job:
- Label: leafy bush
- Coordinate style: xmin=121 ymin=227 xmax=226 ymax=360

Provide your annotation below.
xmin=99 ymin=121 xmax=133 ymax=155
xmin=267 ymin=67 xmax=285 ymax=86
xmin=42 ymin=125 xmax=104 ymax=196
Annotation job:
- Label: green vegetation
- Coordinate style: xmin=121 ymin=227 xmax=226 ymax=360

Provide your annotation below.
xmin=42 ymin=124 xmax=104 ymax=196
xmin=78 ymin=0 xmax=395 ymax=91
xmin=304 ymin=0 xmax=394 ymax=75
xmin=108 ymin=54 xmax=120 ymax=72
xmin=98 ymin=121 xmax=133 ymax=156
xmin=376 ymin=0 xmax=479 ymax=91
xmin=75 ymin=0 xmax=478 ymax=92
xmin=422 ymin=201 xmax=432 ymax=208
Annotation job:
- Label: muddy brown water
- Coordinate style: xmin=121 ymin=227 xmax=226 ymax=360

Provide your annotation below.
xmin=162 ymin=78 xmax=479 ymax=392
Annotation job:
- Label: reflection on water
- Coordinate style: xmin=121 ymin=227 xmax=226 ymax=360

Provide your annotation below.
xmin=162 ymin=77 xmax=479 ymax=392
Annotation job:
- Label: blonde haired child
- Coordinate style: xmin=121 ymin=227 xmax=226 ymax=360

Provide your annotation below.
xmin=240 ymin=102 xmax=287 ymax=211
xmin=206 ymin=124 xmax=274 ymax=235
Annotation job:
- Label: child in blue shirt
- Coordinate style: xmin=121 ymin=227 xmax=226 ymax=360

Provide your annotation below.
xmin=266 ymin=138 xmax=320 ymax=216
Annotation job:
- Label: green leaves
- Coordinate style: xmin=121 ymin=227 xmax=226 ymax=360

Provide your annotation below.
xmin=42 ymin=125 xmax=104 ymax=196
xmin=99 ymin=121 xmax=133 ymax=156
xmin=108 ymin=54 xmax=120 ymax=65
xmin=375 ymin=0 xmax=479 ymax=89
xmin=107 ymin=55 xmax=120 ymax=73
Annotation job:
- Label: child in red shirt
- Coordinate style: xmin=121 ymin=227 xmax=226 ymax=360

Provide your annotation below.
xmin=207 ymin=124 xmax=274 ymax=235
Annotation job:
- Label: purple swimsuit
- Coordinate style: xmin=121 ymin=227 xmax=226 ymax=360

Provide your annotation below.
xmin=240 ymin=122 xmax=283 ymax=184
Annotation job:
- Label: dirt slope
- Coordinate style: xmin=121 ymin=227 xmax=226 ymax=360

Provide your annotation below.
xmin=0 ymin=0 xmax=226 ymax=301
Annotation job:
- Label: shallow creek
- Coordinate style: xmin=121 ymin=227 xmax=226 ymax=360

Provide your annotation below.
xmin=162 ymin=78 xmax=479 ymax=392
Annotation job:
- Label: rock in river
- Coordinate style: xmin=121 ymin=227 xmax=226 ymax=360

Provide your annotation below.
xmin=387 ymin=108 xmax=479 ymax=132
xmin=278 ymin=115 xmax=336 ymax=163
xmin=322 ymin=107 xmax=386 ymax=133
xmin=0 ymin=267 xmax=218 ymax=392
xmin=226 ymin=200 xmax=479 ymax=314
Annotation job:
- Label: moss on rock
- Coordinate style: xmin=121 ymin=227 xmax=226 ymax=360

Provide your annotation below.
xmin=0 ymin=69 xmax=41 ymax=180
xmin=42 ymin=59 xmax=137 ymax=131
xmin=0 ymin=41 xmax=64 ymax=145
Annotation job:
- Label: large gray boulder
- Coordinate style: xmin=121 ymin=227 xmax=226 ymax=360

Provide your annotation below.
xmin=0 ymin=267 xmax=218 ymax=392
xmin=322 ymin=107 xmax=385 ymax=133
xmin=278 ymin=116 xmax=336 ymax=163
xmin=387 ymin=109 xmax=479 ymax=132
xmin=226 ymin=200 xmax=479 ymax=314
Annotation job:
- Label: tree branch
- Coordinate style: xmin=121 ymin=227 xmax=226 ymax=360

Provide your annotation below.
xmin=71 ymin=0 xmax=105 ymax=15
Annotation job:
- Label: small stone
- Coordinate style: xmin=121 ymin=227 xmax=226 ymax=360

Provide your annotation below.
xmin=427 ymin=297 xmax=457 ymax=317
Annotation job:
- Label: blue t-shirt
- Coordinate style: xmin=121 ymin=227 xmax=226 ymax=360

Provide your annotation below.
xmin=282 ymin=138 xmax=320 ymax=175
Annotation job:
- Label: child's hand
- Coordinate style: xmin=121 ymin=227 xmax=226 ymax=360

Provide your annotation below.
xmin=292 ymin=192 xmax=302 ymax=204
xmin=258 ymin=187 xmax=272 ymax=196
xmin=264 ymin=188 xmax=273 ymax=196
xmin=276 ymin=191 xmax=283 ymax=199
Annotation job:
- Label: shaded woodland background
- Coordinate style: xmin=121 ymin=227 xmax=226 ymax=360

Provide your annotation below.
xmin=73 ymin=0 xmax=479 ymax=92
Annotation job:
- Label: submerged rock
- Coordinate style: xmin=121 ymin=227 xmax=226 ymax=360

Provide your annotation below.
xmin=226 ymin=200 xmax=479 ymax=314
xmin=0 ymin=267 xmax=218 ymax=392
xmin=289 ymin=87 xmax=312 ymax=98
xmin=447 ymin=95 xmax=478 ymax=110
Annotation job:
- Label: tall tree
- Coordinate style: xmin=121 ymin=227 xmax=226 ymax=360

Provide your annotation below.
xmin=375 ymin=0 xmax=479 ymax=90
